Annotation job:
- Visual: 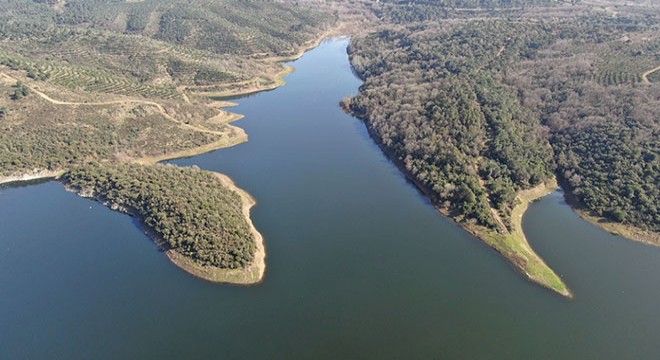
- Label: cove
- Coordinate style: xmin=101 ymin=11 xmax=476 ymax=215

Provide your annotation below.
xmin=1 ymin=39 xmax=659 ymax=359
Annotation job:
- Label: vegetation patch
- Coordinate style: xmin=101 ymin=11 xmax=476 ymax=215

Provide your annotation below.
xmin=342 ymin=0 xmax=659 ymax=295
xmin=61 ymin=163 xmax=256 ymax=270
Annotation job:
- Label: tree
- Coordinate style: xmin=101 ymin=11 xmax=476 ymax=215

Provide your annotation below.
xmin=11 ymin=81 xmax=30 ymax=100
xmin=608 ymin=207 xmax=628 ymax=223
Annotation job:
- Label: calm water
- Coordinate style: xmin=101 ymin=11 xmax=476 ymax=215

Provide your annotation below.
xmin=1 ymin=39 xmax=659 ymax=359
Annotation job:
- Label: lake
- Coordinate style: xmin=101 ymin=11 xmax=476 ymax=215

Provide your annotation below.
xmin=1 ymin=38 xmax=659 ymax=359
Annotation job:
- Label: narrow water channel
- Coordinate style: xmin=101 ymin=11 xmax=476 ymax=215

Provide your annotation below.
xmin=1 ymin=39 xmax=659 ymax=359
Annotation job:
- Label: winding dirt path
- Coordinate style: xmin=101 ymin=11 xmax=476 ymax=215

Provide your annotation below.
xmin=641 ymin=65 xmax=660 ymax=84
xmin=0 ymin=72 xmax=225 ymax=136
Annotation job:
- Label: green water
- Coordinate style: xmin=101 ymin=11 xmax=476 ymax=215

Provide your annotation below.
xmin=1 ymin=39 xmax=659 ymax=359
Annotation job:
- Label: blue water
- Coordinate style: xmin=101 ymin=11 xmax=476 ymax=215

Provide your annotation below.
xmin=1 ymin=39 xmax=659 ymax=359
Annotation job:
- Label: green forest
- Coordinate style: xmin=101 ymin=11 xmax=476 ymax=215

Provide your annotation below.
xmin=345 ymin=21 xmax=557 ymax=231
xmin=61 ymin=163 xmax=255 ymax=269
xmin=344 ymin=3 xmax=659 ymax=234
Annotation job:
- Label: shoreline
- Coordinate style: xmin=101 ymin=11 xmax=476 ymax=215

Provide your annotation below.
xmin=0 ymin=169 xmax=65 ymax=186
xmin=191 ymin=30 xmax=337 ymax=101
xmin=497 ymin=179 xmax=572 ymax=298
xmin=166 ymin=172 xmax=266 ymax=285
xmin=444 ymin=181 xmax=572 ymax=297
xmin=58 ymin=32 xmax=334 ymax=283
xmin=255 ymin=29 xmax=339 ymax=63
xmin=93 ymin=30 xmax=335 ymax=282
xmin=202 ymin=66 xmax=295 ymax=100
xmin=134 ymin=123 xmax=248 ymax=165
xmin=1 ymin=29 xmax=334 ymax=282
xmin=62 ymin=169 xmax=265 ymax=285
xmin=350 ymin=112 xmax=572 ymax=297
xmin=574 ymin=210 xmax=659 ymax=247
xmin=560 ymin=189 xmax=660 ymax=247
xmin=1 ymin=27 xmax=337 ymax=184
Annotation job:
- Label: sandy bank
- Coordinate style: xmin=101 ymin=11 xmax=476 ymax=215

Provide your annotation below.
xmin=576 ymin=211 xmax=659 ymax=247
xmin=166 ymin=173 xmax=265 ymax=285
xmin=257 ymin=29 xmax=338 ymax=63
xmin=562 ymin=192 xmax=660 ymax=247
xmin=0 ymin=169 xmax=64 ymax=186
xmin=193 ymin=30 xmax=337 ymax=100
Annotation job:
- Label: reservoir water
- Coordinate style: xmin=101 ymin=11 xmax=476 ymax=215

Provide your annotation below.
xmin=1 ymin=39 xmax=659 ymax=359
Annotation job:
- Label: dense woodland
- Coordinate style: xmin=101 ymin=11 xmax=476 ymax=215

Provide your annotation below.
xmin=61 ymin=163 xmax=255 ymax=269
xmin=346 ymin=21 xmax=556 ymax=230
xmin=507 ymin=16 xmax=660 ymax=231
xmin=345 ymin=3 xmax=659 ymax=233
xmin=367 ymin=0 xmax=562 ymax=22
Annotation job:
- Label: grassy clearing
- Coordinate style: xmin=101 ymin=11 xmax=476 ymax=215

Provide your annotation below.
xmin=467 ymin=178 xmax=572 ymax=298
xmin=134 ymin=125 xmax=247 ymax=165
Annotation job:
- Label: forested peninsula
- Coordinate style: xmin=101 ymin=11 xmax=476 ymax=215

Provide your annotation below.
xmin=0 ymin=0 xmax=336 ymax=283
xmin=335 ymin=0 xmax=659 ymax=295
xmin=61 ymin=163 xmax=265 ymax=283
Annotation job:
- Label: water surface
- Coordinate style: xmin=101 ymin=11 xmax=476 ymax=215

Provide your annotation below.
xmin=1 ymin=39 xmax=659 ymax=359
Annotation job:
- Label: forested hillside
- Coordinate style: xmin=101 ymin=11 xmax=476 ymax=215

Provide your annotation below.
xmin=368 ymin=0 xmax=559 ymax=22
xmin=346 ymin=21 xmax=556 ymax=230
xmin=0 ymin=0 xmax=333 ymax=178
xmin=334 ymin=0 xmax=659 ymax=293
xmin=0 ymin=0 xmax=332 ymax=101
xmin=507 ymin=14 xmax=660 ymax=236
xmin=344 ymin=2 xmax=659 ymax=240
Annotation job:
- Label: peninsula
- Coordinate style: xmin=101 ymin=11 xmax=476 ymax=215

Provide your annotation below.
xmin=335 ymin=0 xmax=659 ymax=296
xmin=0 ymin=0 xmax=335 ymax=284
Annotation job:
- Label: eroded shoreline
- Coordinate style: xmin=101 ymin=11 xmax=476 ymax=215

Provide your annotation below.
xmin=0 ymin=170 xmax=64 ymax=186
